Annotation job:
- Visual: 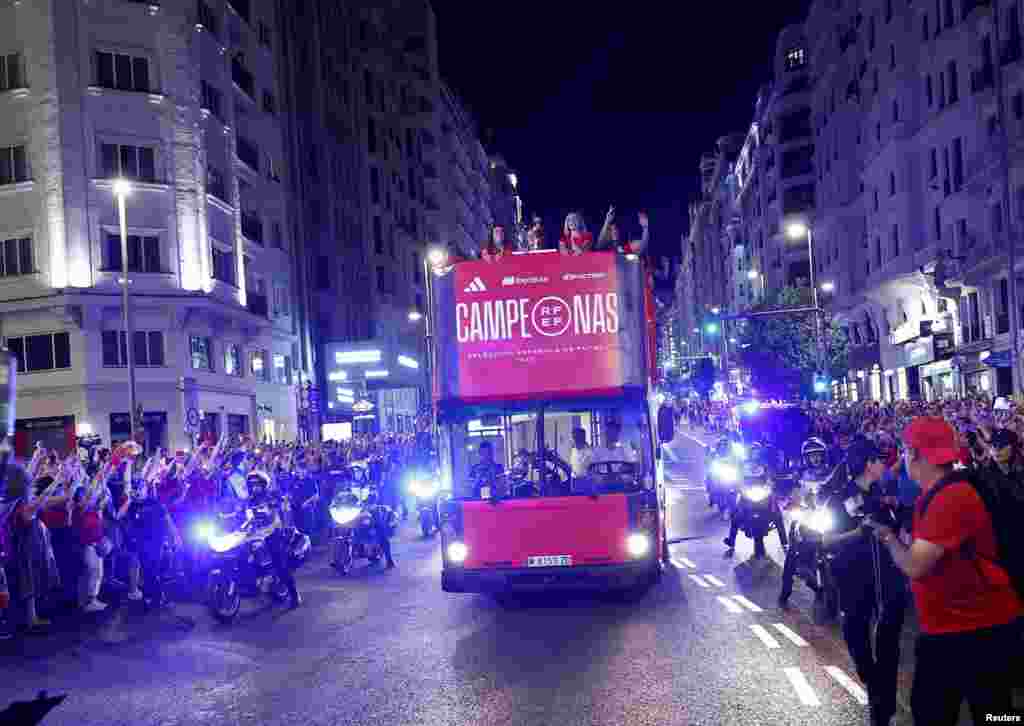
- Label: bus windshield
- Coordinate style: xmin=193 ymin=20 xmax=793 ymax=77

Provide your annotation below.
xmin=442 ymin=402 xmax=653 ymax=500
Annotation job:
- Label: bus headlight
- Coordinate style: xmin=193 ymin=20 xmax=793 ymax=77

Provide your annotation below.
xmin=447 ymin=542 xmax=468 ymax=564
xmin=711 ymin=460 xmax=739 ymax=483
xmin=626 ymin=533 xmax=651 ymax=558
xmin=744 ymin=485 xmax=771 ymax=502
xmin=806 ymin=510 xmax=834 ymax=534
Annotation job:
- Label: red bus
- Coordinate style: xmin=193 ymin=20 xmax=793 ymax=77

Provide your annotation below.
xmin=427 ymin=250 xmax=674 ymax=593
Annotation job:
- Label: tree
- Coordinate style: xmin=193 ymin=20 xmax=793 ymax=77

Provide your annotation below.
xmin=736 ymin=286 xmax=849 ymax=398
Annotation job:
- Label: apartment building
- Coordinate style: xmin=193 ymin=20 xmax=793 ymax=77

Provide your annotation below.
xmin=0 ymin=0 xmax=304 ymax=453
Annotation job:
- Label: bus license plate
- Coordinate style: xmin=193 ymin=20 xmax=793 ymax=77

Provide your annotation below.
xmin=527 ymin=555 xmax=572 ymax=567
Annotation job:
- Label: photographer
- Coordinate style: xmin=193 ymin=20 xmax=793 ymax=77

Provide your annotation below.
xmin=821 ymin=440 xmax=907 ymax=726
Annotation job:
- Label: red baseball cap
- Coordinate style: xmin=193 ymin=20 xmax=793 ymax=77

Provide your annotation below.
xmin=902 ymin=416 xmax=959 ymax=466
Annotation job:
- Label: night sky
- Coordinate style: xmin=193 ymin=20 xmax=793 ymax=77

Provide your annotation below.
xmin=433 ymin=0 xmax=811 ymax=258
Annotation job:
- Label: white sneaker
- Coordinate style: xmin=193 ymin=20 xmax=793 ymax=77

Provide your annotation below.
xmin=82 ymin=599 xmax=108 ymax=613
xmin=126 ymin=589 xmax=143 ymax=601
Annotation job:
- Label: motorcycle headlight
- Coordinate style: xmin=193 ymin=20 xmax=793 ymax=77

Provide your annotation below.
xmin=744 ymin=485 xmax=771 ymax=502
xmin=409 ymin=480 xmax=440 ymax=498
xmin=730 ymin=442 xmax=747 ymax=460
xmin=711 ymin=460 xmax=739 ymax=483
xmin=192 ymin=520 xmax=216 ymax=544
xmin=330 ymin=506 xmax=362 ymax=525
xmin=788 ymin=509 xmax=805 ymax=523
xmin=807 ymin=510 xmax=834 ymax=534
xmin=208 ymin=530 xmax=246 ymax=553
xmin=447 ymin=541 xmax=468 ymax=564
xmin=626 ymin=533 xmax=651 ymax=558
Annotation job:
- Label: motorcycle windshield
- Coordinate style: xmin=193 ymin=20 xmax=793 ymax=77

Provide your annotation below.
xmin=459 ymin=494 xmax=632 ymax=569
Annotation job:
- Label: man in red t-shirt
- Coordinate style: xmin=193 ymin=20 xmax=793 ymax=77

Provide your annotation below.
xmin=866 ymin=416 xmax=1023 ymax=725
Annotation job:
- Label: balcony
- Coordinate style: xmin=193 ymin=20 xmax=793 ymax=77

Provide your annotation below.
xmin=247 ymin=291 xmax=268 ymax=318
xmin=240 ymin=211 xmax=262 ymax=243
xmin=236 ymin=136 xmax=259 ymax=172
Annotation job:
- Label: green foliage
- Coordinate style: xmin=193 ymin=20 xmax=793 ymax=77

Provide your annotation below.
xmin=736 ymin=286 xmax=849 ymax=396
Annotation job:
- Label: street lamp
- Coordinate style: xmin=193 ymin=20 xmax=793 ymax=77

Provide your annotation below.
xmin=821 ymin=281 xmax=835 ymax=293
xmin=113 ymin=178 xmax=139 ymax=443
xmin=704 ymin=322 xmax=719 ymax=334
xmin=427 ymin=247 xmax=446 ymax=267
xmin=711 ymin=306 xmax=721 ymax=315
xmin=785 ymin=219 xmax=825 ymax=377
xmin=407 ymin=310 xmax=423 ymax=323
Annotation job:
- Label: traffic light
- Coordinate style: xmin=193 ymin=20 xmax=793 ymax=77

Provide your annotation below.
xmin=813 ymin=373 xmax=829 ymax=394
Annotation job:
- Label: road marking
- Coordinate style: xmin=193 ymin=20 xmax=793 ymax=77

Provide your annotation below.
xmin=731 ymin=595 xmax=764 ymax=613
xmin=749 ymin=624 xmax=781 ymax=649
xmin=772 ymin=623 xmax=809 ymax=647
xmin=703 ymin=574 xmax=726 ymax=587
xmin=716 ymin=596 xmax=744 ymax=614
xmin=783 ymin=667 xmax=821 ymax=707
xmin=688 ymin=574 xmax=710 ymax=588
xmin=825 ymin=666 xmax=868 ymax=705
xmin=672 ymin=555 xmax=696 ymax=569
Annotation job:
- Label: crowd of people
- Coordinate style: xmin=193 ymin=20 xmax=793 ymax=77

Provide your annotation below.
xmin=686 ymin=392 xmax=1023 ymax=726
xmin=0 ymin=430 xmax=430 ymax=638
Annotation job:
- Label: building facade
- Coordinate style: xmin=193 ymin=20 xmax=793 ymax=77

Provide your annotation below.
xmin=0 ymin=0 xmax=305 ymax=453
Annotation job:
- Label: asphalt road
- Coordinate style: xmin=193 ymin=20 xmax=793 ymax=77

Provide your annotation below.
xmin=0 ymin=431 xmax=910 ymax=726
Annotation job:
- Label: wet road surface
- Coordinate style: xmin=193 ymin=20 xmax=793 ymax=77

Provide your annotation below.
xmin=0 ymin=429 xmax=914 ymax=726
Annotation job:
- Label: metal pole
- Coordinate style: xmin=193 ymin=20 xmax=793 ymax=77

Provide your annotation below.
xmin=807 ymin=227 xmax=825 ymax=376
xmin=423 ymin=255 xmax=436 ymax=438
xmin=117 ymin=191 xmax=139 ymax=443
xmin=722 ymin=321 xmax=730 ymax=395
xmin=994 ymin=0 xmax=1022 ymax=397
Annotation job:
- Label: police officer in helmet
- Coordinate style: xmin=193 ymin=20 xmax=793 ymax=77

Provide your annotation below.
xmin=247 ymin=470 xmax=301 ymax=608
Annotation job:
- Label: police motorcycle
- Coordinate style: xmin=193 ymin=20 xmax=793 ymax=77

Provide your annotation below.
xmin=196 ymin=471 xmax=310 ymax=623
xmin=779 ymin=438 xmax=842 ymax=622
xmin=728 ymin=443 xmax=789 ymax=559
xmin=329 ymin=480 xmax=399 ymax=574
xmin=406 ymin=462 xmax=442 ymax=538
xmin=706 ymin=435 xmax=746 ymax=517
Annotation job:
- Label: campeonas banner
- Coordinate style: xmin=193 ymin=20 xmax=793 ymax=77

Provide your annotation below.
xmin=435 ymin=252 xmax=644 ymax=402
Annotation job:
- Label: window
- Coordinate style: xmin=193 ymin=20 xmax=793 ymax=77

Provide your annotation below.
xmin=929 ymin=148 xmax=939 ymax=179
xmin=875 ymin=237 xmax=882 ymax=268
xmin=95 ymin=51 xmax=150 ymax=93
xmin=106 ymin=233 xmax=161 ymax=273
xmin=201 ymin=80 xmax=222 ymax=119
xmin=923 ymin=13 xmax=930 ymax=42
xmin=250 ymin=349 xmax=269 ymax=380
xmin=373 ymin=216 xmax=383 ymax=254
xmin=262 ymin=90 xmax=276 ymax=115
xmin=101 ymin=330 xmax=164 ymax=367
xmin=939 ymin=70 xmax=947 ymax=107
xmin=947 ymin=60 xmax=959 ymax=103
xmin=889 ymin=171 xmax=896 ymax=196
xmin=890 ymin=45 xmax=896 ymax=70
xmin=272 ymin=284 xmax=288 ymax=317
xmin=5 ymin=332 xmax=70 ymax=373
xmin=224 ymin=343 xmax=243 ymax=377
xmin=870 ymin=15 xmax=877 ymax=50
xmin=891 ymin=224 xmax=900 ymax=257
xmin=273 ymin=353 xmax=291 ymax=384
xmin=0 ymin=145 xmax=29 ymax=185
xmin=197 ymin=1 xmax=219 ymax=38
xmin=364 ymin=69 xmax=373 ymax=105
xmin=873 ymin=188 xmax=880 ymax=211
xmin=190 ymin=335 xmax=213 ymax=371
xmin=0 ymin=52 xmax=25 ymax=91
xmin=0 ymin=236 xmax=33 ymax=276
xmin=316 ymin=256 xmax=330 ymax=289
xmin=873 ymin=69 xmax=879 ymax=94
xmin=784 ymin=47 xmax=806 ymax=71
xmin=272 ymin=222 xmax=284 ymax=250
xmin=370 ymin=166 xmax=380 ymax=203
xmin=885 ymin=0 xmax=893 ymax=22
xmin=944 ymin=0 xmax=954 ymax=28
xmin=211 ymin=246 xmax=235 ymax=285
xmin=892 ymin=99 xmax=899 ymax=122
xmin=1014 ymin=91 xmax=1024 ymax=120
xmin=952 ymin=137 xmax=964 ymax=190
xmin=934 ymin=206 xmax=942 ymax=240
xmin=926 ymin=75 xmax=934 ymax=106
xmin=100 ymin=143 xmax=155 ymax=182
xmin=258 ymin=21 xmax=272 ymax=48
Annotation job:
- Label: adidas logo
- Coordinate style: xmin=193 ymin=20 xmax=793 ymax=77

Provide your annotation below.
xmin=464 ymin=277 xmax=487 ymax=293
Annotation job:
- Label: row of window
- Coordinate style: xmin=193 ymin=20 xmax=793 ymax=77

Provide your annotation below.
xmin=188 ymin=335 xmax=292 ymax=383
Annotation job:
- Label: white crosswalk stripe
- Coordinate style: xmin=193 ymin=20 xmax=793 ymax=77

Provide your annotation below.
xmin=783 ymin=667 xmax=821 ymax=706
xmin=688 ymin=574 xmax=710 ymax=588
xmin=749 ymin=624 xmax=781 ymax=650
xmin=772 ymin=623 xmax=809 ymax=647
xmin=703 ymin=574 xmax=726 ymax=588
xmin=671 ymin=556 xmax=696 ymax=569
xmin=825 ymin=666 xmax=868 ymax=705
xmin=731 ymin=595 xmax=764 ymax=613
xmin=716 ymin=596 xmax=744 ymax=614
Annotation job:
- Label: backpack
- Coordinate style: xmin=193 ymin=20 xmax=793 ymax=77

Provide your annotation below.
xmin=919 ymin=470 xmax=1024 ymax=601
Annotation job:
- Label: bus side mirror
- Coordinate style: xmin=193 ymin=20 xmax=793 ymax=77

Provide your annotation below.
xmin=657 ymin=405 xmax=675 ymax=444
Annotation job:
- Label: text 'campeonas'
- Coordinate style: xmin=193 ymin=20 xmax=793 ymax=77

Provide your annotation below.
xmin=456 ymin=294 xmax=620 ymax=343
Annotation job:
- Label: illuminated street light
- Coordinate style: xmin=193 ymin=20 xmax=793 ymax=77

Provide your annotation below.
xmin=427 ymin=247 xmax=446 ymax=266
xmin=711 ymin=306 xmax=721 ymax=315
xmin=692 ymin=327 xmax=700 ymax=334
xmin=785 ymin=220 xmax=809 ymax=240
xmin=747 ymin=269 xmax=759 ymax=280
xmin=705 ymin=323 xmax=719 ymax=334
xmin=821 ymin=281 xmax=835 ymax=293
xmin=408 ymin=310 xmax=423 ymax=322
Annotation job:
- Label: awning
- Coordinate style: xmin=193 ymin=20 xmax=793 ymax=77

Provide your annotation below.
xmin=984 ymin=350 xmax=1014 ymax=368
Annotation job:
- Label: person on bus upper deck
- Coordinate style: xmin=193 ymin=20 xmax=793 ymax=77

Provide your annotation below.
xmin=591 ymin=420 xmax=639 ymax=464
xmin=559 ymin=212 xmax=593 ymax=256
xmin=527 ymin=215 xmax=546 ymax=250
xmin=570 ymin=428 xmax=593 ymax=479
xmin=597 ymin=206 xmax=649 ymax=255
xmin=477 ymin=225 xmax=507 ymax=263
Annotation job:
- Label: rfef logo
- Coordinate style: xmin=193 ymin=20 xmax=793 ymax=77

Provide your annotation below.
xmin=455 ymin=293 xmax=619 ymax=343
